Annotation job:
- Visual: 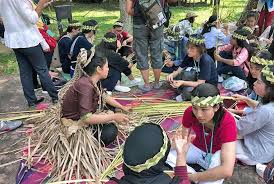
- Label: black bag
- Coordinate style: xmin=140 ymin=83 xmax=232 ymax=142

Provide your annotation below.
xmin=139 ymin=0 xmax=167 ymax=29
xmin=163 ymin=3 xmax=171 ymax=27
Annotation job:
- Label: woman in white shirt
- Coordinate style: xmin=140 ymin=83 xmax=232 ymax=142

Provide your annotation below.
xmin=201 ymin=15 xmax=230 ymax=60
xmin=0 ymin=0 xmax=58 ymax=107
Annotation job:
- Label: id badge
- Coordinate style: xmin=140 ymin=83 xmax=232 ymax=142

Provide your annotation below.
xmin=197 ymin=154 xmax=212 ymax=170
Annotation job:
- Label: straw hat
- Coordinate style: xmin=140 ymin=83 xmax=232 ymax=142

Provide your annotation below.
xmin=185 ymin=12 xmax=198 ymax=19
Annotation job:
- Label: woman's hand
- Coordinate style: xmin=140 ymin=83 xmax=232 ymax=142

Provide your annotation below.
xmin=121 ymin=106 xmax=133 ymax=113
xmin=214 ymin=52 xmax=222 ymax=62
xmin=165 ymin=59 xmax=174 ymax=67
xmin=113 ymin=113 xmax=130 ymax=124
xmin=166 ymin=73 xmax=174 ymax=82
xmin=232 ymin=94 xmax=248 ymax=102
xmin=170 ymin=80 xmax=184 ymax=88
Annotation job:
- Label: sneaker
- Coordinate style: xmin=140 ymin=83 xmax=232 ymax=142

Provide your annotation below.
xmin=106 ymin=91 xmax=112 ymax=96
xmin=42 ymin=90 xmax=48 ymax=94
xmin=0 ymin=120 xmax=22 ymax=132
xmin=138 ymin=84 xmax=152 ymax=92
xmin=114 ymin=85 xmax=131 ymax=93
xmin=152 ymin=82 xmax=163 ymax=89
xmin=129 ymin=78 xmax=142 ymax=86
xmin=218 ymin=75 xmax=224 ymax=83
xmin=256 ymin=163 xmax=267 ymax=178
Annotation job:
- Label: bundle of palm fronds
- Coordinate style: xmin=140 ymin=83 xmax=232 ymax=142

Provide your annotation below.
xmin=17 ymin=104 xmax=147 ymax=183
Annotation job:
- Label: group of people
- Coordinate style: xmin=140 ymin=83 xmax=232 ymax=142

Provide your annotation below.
xmin=0 ymin=0 xmax=274 ymax=183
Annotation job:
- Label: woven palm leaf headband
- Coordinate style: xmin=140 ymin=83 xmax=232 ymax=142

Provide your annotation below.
xmin=189 ymin=36 xmax=205 ymax=45
xmin=242 ymin=26 xmax=254 ymax=34
xmin=82 ymin=25 xmax=98 ymax=31
xmin=191 ymin=95 xmax=223 ymax=107
xmin=124 ymin=126 xmax=169 ymax=173
xmin=251 ymin=56 xmax=273 ymax=66
xmin=68 ymin=22 xmax=82 ymax=27
xmin=262 ymin=66 xmax=274 ymax=84
xmin=165 ymin=28 xmax=180 ymax=40
xmin=232 ymin=32 xmax=247 ymax=40
xmin=103 ymin=37 xmax=117 ymax=43
xmin=114 ymin=21 xmax=124 ymax=27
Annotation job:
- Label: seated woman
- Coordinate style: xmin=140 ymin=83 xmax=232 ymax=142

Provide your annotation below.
xmin=162 ymin=25 xmax=186 ymax=74
xmin=201 ymin=15 xmax=230 ymax=60
xmin=235 ymin=65 xmax=274 ymax=168
xmin=70 ymin=19 xmax=98 ymax=77
xmin=107 ymin=123 xmax=191 ymax=184
xmin=215 ymin=28 xmax=251 ymax=80
xmin=62 ymin=48 xmax=131 ymax=146
xmin=166 ymin=34 xmax=218 ymax=101
xmin=58 ymin=20 xmax=81 ymax=74
xmin=258 ymin=23 xmax=274 ymax=48
xmin=96 ymin=32 xmax=141 ymax=92
xmin=167 ymin=83 xmax=237 ymax=184
xmin=229 ymin=50 xmax=273 ymax=115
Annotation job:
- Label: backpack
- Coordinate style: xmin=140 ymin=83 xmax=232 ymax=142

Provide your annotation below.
xmin=139 ymin=0 xmax=167 ymax=29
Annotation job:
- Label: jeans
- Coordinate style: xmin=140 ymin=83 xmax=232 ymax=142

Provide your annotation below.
xmin=217 ymin=51 xmax=247 ymax=80
xmin=13 ymin=45 xmax=58 ymax=106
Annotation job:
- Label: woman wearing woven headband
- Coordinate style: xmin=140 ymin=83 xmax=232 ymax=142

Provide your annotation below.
xmin=162 ymin=25 xmax=187 ymax=74
xmin=167 ymin=34 xmax=218 ymax=101
xmin=96 ymin=32 xmax=141 ymax=92
xmin=229 ymin=50 xmax=273 ymax=115
xmin=167 ymin=83 xmax=237 ymax=184
xmin=215 ymin=28 xmax=252 ymax=80
xmin=201 ymin=15 xmax=230 ymax=60
xmin=62 ymin=48 xmax=131 ymax=146
xmin=107 ymin=123 xmax=192 ymax=184
xmin=58 ymin=20 xmax=81 ymax=74
xmin=235 ymin=65 xmax=274 ymax=179
xmin=70 ymin=19 xmax=98 ymax=77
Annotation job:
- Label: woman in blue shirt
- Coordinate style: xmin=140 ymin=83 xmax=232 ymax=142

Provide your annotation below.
xmin=58 ymin=21 xmax=81 ymax=74
xmin=201 ymin=15 xmax=230 ymax=60
xmin=70 ymin=19 xmax=98 ymax=77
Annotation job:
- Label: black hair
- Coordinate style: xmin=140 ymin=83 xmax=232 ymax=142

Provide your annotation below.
xmin=189 ymin=17 xmax=195 ymax=24
xmin=191 ymin=83 xmax=225 ymax=128
xmin=261 ymin=65 xmax=274 ymax=104
xmin=113 ymin=21 xmax=123 ymax=29
xmin=97 ymin=32 xmax=117 ymax=52
xmin=201 ymin=15 xmax=218 ymax=35
xmin=82 ymin=53 xmax=107 ymax=76
xmin=82 ymin=19 xmax=98 ymax=34
xmin=233 ymin=28 xmax=254 ymax=59
xmin=246 ymin=11 xmax=258 ymax=20
xmin=268 ymin=39 xmax=274 ymax=59
xmin=66 ymin=20 xmax=81 ymax=33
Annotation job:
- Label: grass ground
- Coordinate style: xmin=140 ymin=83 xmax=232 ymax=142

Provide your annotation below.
xmin=0 ymin=0 xmax=247 ymax=76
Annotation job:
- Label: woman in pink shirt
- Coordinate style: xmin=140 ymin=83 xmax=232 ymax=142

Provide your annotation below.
xmin=214 ymin=28 xmax=252 ymax=80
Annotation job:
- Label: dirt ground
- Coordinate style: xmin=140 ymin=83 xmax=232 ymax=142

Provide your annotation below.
xmin=0 ymin=76 xmax=265 ymax=184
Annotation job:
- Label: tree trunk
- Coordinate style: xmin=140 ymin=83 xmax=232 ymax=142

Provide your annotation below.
xmin=237 ymin=0 xmax=258 ymax=26
xmin=212 ymin=0 xmax=220 ymax=17
xmin=119 ymin=0 xmax=133 ymax=33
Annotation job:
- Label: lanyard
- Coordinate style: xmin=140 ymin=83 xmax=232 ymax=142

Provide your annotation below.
xmin=202 ymin=124 xmax=214 ymax=166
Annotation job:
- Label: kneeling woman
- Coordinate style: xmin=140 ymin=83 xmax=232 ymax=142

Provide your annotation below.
xmin=236 ymin=65 xmax=274 ymax=166
xmin=96 ymin=32 xmax=140 ymax=92
xmin=167 ymin=34 xmax=218 ymax=101
xmin=168 ymin=83 xmax=237 ymax=184
xmin=62 ymin=48 xmax=131 ymax=146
